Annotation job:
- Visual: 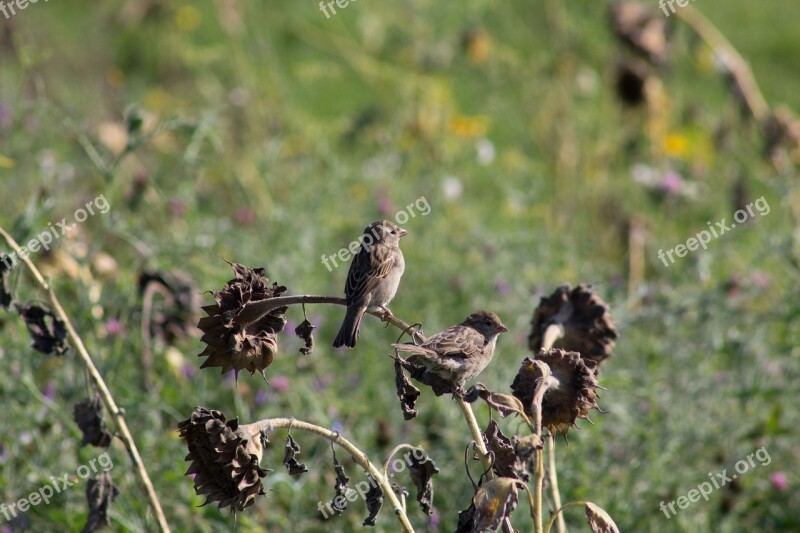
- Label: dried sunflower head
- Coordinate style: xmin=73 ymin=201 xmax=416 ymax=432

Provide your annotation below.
xmin=528 ymin=284 xmax=617 ymax=367
xmin=512 ymin=349 xmax=600 ymax=437
xmin=178 ymin=407 xmax=270 ymax=514
xmin=197 ymin=262 xmax=288 ymax=379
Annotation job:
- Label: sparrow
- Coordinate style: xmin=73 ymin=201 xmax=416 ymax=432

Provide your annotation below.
xmin=333 ymin=220 xmax=407 ymax=348
xmin=392 ymin=310 xmax=508 ymax=394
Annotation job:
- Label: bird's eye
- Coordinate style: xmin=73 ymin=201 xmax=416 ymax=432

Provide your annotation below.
xmin=391 ymin=230 xmax=396 ymax=234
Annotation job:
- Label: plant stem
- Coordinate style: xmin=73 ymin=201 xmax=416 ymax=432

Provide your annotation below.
xmin=541 ymin=323 xmax=564 ymax=351
xmin=534 ymin=449 xmax=545 ymax=533
xmin=455 ymin=396 xmax=514 ymax=533
xmin=547 ymin=435 xmax=566 ymax=533
xmin=239 ymin=294 xmax=424 ymax=343
xmin=674 ymin=5 xmax=769 ymax=123
xmin=540 ymin=326 xmax=567 ymax=533
xmin=246 ymin=417 xmax=415 ymax=532
xmin=0 ymin=226 xmax=171 ymax=533
xmin=544 ymin=502 xmax=586 ymax=533
xmin=529 ymin=360 xmax=554 ymax=533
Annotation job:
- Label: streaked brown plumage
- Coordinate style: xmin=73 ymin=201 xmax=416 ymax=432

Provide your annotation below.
xmin=393 ymin=310 xmax=508 ymax=393
xmin=333 ymin=220 xmax=407 ymax=349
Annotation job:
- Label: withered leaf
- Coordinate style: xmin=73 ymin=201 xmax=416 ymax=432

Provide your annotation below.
xmin=407 ymin=447 xmax=440 ymax=515
xmin=81 ymin=472 xmax=119 ymax=533
xmin=15 ymin=303 xmax=68 ymax=355
xmin=483 ymin=419 xmax=528 ymax=482
xmin=397 ymin=356 xmax=453 ymax=396
xmin=470 ymin=384 xmax=530 ymax=421
xmin=513 ymin=434 xmax=544 ymax=464
xmin=283 ymin=434 xmax=308 ymax=476
xmin=0 ymin=254 xmax=12 ymax=309
xmin=362 ymin=477 xmax=383 ymax=527
xmin=472 ymin=477 xmax=520 ymax=532
xmin=295 ymin=319 xmax=315 ymax=355
xmin=394 ymin=358 xmax=421 ymax=420
xmin=585 ymin=501 xmax=621 ymax=533
xmin=328 ymin=450 xmax=350 ymax=515
xmin=74 ymin=396 xmax=113 ymax=448
xmin=454 ymin=502 xmax=477 ymax=533
xmin=510 ymin=357 xmax=538 ymax=417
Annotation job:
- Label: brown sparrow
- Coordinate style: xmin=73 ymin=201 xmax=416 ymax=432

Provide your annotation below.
xmin=393 ymin=310 xmax=508 ymax=393
xmin=333 ymin=220 xmax=407 ymax=348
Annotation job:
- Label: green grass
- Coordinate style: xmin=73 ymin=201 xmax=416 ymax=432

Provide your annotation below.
xmin=1 ymin=0 xmax=799 ymax=531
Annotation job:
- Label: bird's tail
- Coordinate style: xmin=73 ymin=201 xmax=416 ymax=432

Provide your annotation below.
xmin=332 ymin=307 xmax=364 ymax=348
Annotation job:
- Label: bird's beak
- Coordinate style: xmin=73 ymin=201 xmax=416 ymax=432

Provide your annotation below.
xmin=398 ymin=228 xmax=408 ymax=237
xmin=496 ymin=323 xmax=509 ymax=333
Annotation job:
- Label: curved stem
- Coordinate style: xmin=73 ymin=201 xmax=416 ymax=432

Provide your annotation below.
xmin=541 ymin=323 xmax=564 ymax=351
xmin=455 ymin=397 xmax=514 ymax=533
xmin=382 ymin=443 xmax=418 ymax=479
xmin=246 ymin=417 xmax=414 ymax=532
xmin=140 ymin=282 xmax=174 ymax=391
xmin=545 ymin=501 xmax=586 ymax=533
xmin=239 ymin=295 xmax=425 ymax=343
xmin=0 ymin=226 xmax=171 ymax=533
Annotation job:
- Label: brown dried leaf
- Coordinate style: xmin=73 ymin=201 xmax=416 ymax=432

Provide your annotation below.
xmin=81 ymin=472 xmax=119 ymax=533
xmin=328 ymin=451 xmax=350 ymax=515
xmin=15 ymin=303 xmax=68 ymax=355
xmin=407 ymin=447 xmax=440 ymax=515
xmin=470 ymin=384 xmax=529 ymax=420
xmin=586 ymin=501 xmax=621 ymax=533
xmin=74 ymin=396 xmax=113 ymax=448
xmin=362 ymin=477 xmax=383 ymax=527
xmin=472 ymin=477 xmax=520 ymax=532
xmin=483 ymin=419 xmax=528 ymax=482
xmin=394 ymin=358 xmax=421 ymax=420
xmin=283 ymin=434 xmax=308 ymax=476
xmin=0 ymin=254 xmax=12 ymax=309
xmin=294 ymin=319 xmax=315 ymax=355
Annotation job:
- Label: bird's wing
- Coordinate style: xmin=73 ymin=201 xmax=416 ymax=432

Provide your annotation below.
xmin=420 ymin=325 xmax=485 ymax=359
xmin=344 ymin=242 xmax=396 ymax=307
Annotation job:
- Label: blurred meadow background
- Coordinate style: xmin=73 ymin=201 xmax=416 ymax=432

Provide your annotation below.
xmin=1 ymin=0 xmax=799 ymax=531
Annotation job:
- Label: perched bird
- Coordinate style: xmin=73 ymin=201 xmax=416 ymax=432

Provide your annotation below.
xmin=393 ymin=311 xmax=508 ymax=394
xmin=333 ymin=220 xmax=407 ymax=348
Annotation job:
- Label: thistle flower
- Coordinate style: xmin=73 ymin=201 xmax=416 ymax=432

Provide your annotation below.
xmin=197 ymin=262 xmax=288 ymax=379
xmin=511 ymin=349 xmax=601 ymax=437
xmin=528 ymin=284 xmax=617 ymax=367
xmin=177 ymin=407 xmax=269 ymax=513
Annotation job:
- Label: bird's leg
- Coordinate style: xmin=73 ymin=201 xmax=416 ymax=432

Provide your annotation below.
xmin=452 ymin=384 xmax=466 ymax=399
xmin=378 ymin=306 xmax=395 ymax=321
